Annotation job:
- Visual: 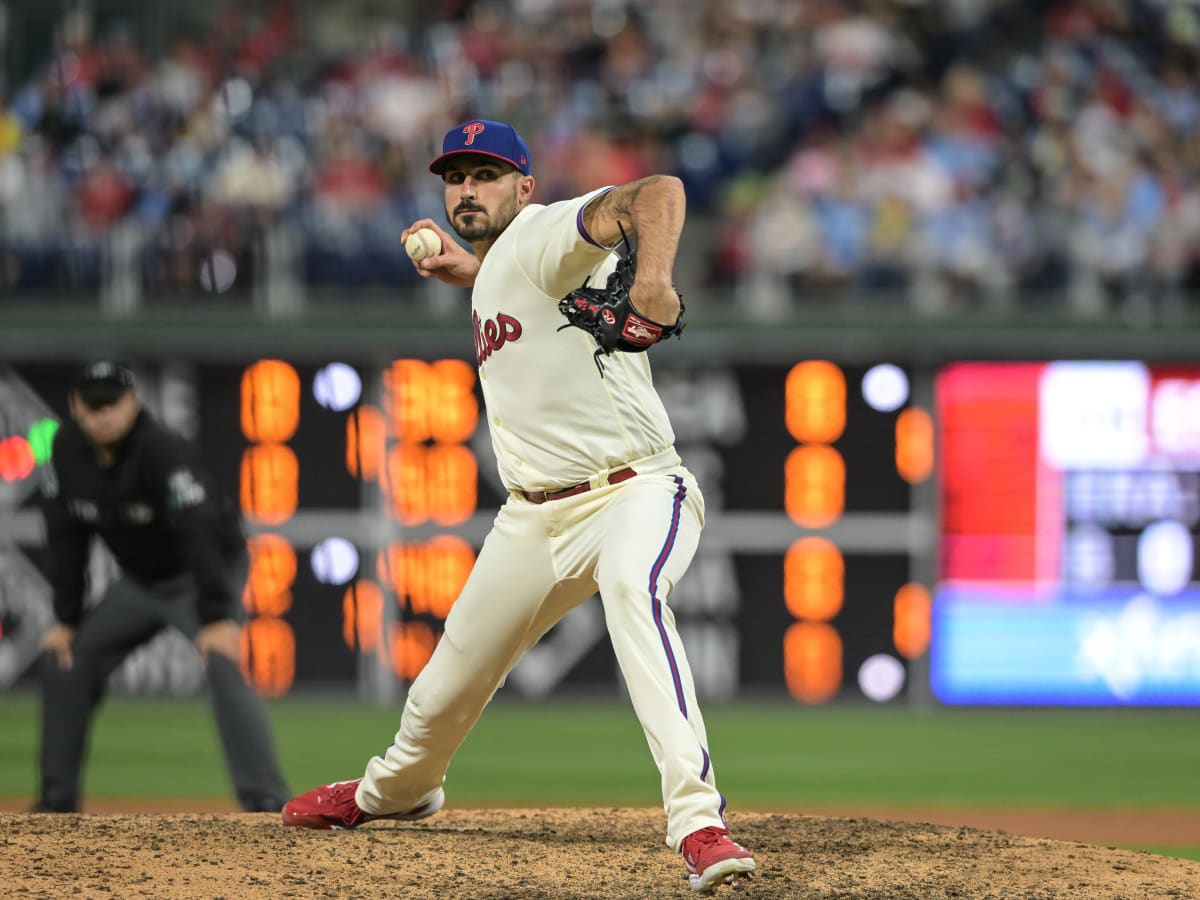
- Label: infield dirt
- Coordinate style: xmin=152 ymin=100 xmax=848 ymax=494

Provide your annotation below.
xmin=4 ymin=807 xmax=1198 ymax=899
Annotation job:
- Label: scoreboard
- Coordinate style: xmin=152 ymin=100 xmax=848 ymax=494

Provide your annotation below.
xmin=0 ymin=357 xmax=930 ymax=704
xmin=932 ymin=361 xmax=1200 ymax=705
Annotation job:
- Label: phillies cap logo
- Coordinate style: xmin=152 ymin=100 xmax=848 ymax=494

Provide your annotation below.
xmin=430 ymin=119 xmax=533 ymax=176
xmin=462 ymin=122 xmax=486 ymax=145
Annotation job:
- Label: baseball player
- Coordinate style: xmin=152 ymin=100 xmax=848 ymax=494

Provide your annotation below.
xmin=282 ymin=120 xmax=756 ymax=892
xmin=34 ymin=361 xmax=291 ymax=814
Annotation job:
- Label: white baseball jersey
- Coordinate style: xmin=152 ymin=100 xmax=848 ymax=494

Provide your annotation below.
xmin=470 ymin=186 xmax=678 ymax=491
xmin=359 ymin=185 xmax=732 ymax=855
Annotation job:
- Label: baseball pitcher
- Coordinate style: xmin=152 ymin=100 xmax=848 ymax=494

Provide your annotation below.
xmin=282 ymin=120 xmax=756 ymax=893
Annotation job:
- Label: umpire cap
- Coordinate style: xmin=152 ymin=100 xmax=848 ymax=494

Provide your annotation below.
xmin=74 ymin=359 xmax=136 ymax=407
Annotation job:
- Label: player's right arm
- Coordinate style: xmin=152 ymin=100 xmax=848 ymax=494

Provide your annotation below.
xmin=401 ymin=218 xmax=480 ymax=287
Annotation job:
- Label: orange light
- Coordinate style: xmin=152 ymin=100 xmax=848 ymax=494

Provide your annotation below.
xmin=893 ymin=582 xmax=932 ymax=659
xmin=342 ymin=579 xmax=386 ymax=652
xmin=239 ymin=444 xmax=299 ymax=524
xmin=786 ymin=361 xmax=846 ymax=444
xmin=784 ymin=537 xmax=844 ymax=621
xmin=427 ymin=444 xmax=477 ymax=525
xmin=241 ymin=360 xmax=300 ymax=443
xmin=896 ymin=407 xmax=934 ymax=483
xmin=784 ymin=444 xmax=844 ymax=527
xmin=383 ymin=443 xmax=428 ymax=525
xmin=377 ymin=542 xmax=414 ymax=606
xmin=385 ymin=359 xmax=479 ymax=444
xmin=346 ymin=405 xmax=387 ymax=481
xmin=419 ymin=535 xmax=474 ymax=617
xmin=384 ymin=360 xmax=432 ymax=442
xmin=241 ymin=616 xmax=295 ymax=697
xmin=380 ymin=359 xmax=479 ymax=523
xmin=243 ymin=534 xmax=296 ymax=616
xmin=388 ymin=620 xmax=438 ymax=681
xmin=382 ymin=443 xmax=477 ymax=526
xmin=783 ymin=621 xmax=842 ymax=704
xmin=428 ymin=359 xmax=478 ymax=443
xmin=378 ymin=536 xmax=474 ymax=618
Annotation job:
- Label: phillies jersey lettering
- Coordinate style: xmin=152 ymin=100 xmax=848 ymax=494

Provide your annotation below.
xmin=470 ymin=186 xmax=677 ymax=492
xmin=473 ymin=311 xmax=523 ymax=365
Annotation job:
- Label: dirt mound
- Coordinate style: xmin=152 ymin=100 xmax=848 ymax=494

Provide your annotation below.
xmin=4 ymin=808 xmax=1197 ymax=898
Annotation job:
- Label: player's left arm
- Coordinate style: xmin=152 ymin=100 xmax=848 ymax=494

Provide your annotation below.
xmin=580 ymin=175 xmax=685 ymax=326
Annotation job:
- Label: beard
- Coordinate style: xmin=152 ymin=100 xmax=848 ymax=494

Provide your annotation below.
xmin=448 ymin=187 xmax=519 ymax=242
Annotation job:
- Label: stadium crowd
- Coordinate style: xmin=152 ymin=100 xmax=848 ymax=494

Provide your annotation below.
xmin=0 ymin=0 xmax=1197 ymax=317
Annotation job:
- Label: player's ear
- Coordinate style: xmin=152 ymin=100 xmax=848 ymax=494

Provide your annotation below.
xmin=516 ymin=174 xmax=535 ymax=206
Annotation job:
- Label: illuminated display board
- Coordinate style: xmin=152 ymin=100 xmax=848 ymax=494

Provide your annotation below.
xmin=0 ymin=359 xmax=928 ymax=703
xmin=932 ymin=361 xmax=1200 ymax=705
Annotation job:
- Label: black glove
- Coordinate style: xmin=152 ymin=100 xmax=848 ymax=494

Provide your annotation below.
xmin=557 ymin=226 xmax=685 ymax=374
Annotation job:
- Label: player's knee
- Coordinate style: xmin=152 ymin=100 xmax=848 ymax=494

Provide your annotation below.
xmin=602 ymin=579 xmax=672 ymax=614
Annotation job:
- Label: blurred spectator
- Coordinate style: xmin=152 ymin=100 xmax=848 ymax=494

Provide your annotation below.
xmin=0 ymin=0 xmax=1196 ymax=318
xmin=210 ymin=136 xmax=297 ymax=216
xmin=76 ymin=159 xmax=134 ymax=230
xmin=0 ymin=101 xmax=24 ymax=156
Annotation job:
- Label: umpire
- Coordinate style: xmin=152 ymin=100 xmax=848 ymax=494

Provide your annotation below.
xmin=34 ymin=360 xmax=290 ymax=813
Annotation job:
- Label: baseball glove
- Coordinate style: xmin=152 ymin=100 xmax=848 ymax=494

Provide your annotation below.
xmin=557 ymin=225 xmax=685 ymax=375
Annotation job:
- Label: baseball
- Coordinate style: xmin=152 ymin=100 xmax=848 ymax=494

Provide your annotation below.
xmin=405 ymin=227 xmax=442 ymax=261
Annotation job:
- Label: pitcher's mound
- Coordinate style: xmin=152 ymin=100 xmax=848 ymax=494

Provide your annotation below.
xmin=4 ymin=807 xmax=1197 ymax=898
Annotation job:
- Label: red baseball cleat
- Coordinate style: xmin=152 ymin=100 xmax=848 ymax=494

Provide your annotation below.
xmin=281 ymin=778 xmax=445 ymax=830
xmin=681 ymin=825 xmax=756 ymax=892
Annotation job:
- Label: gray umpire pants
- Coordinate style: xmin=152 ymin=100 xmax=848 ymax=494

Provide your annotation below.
xmin=38 ymin=558 xmax=291 ymax=812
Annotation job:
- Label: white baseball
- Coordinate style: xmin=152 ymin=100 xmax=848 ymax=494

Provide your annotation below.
xmin=405 ymin=227 xmax=442 ymax=261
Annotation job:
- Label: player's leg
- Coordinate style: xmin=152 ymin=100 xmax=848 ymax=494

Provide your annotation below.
xmin=593 ymin=470 xmax=736 ymax=849
xmin=355 ymin=499 xmax=593 ymax=815
xmin=159 ymin=560 xmax=290 ymax=812
xmin=37 ymin=577 xmax=164 ymax=812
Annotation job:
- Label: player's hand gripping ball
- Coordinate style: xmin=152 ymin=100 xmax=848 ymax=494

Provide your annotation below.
xmin=405 ymin=227 xmax=442 ymax=261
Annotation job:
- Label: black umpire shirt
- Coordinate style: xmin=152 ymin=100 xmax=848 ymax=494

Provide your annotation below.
xmin=42 ymin=410 xmax=245 ymax=627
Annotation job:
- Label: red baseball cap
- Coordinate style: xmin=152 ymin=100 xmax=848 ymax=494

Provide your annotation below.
xmin=429 ymin=120 xmax=532 ymax=176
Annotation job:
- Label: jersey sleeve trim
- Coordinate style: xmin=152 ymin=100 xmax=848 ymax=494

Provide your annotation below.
xmin=576 ymin=186 xmax=617 ymax=249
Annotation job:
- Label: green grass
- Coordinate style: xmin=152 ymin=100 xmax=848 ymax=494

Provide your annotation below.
xmin=1136 ymin=847 xmax=1200 ymax=862
xmin=4 ymin=695 xmax=1200 ymax=808
xmin=4 ymin=693 xmax=1199 ymax=858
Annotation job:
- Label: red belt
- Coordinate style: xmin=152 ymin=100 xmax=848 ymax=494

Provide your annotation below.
xmin=520 ymin=466 xmax=636 ymax=504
